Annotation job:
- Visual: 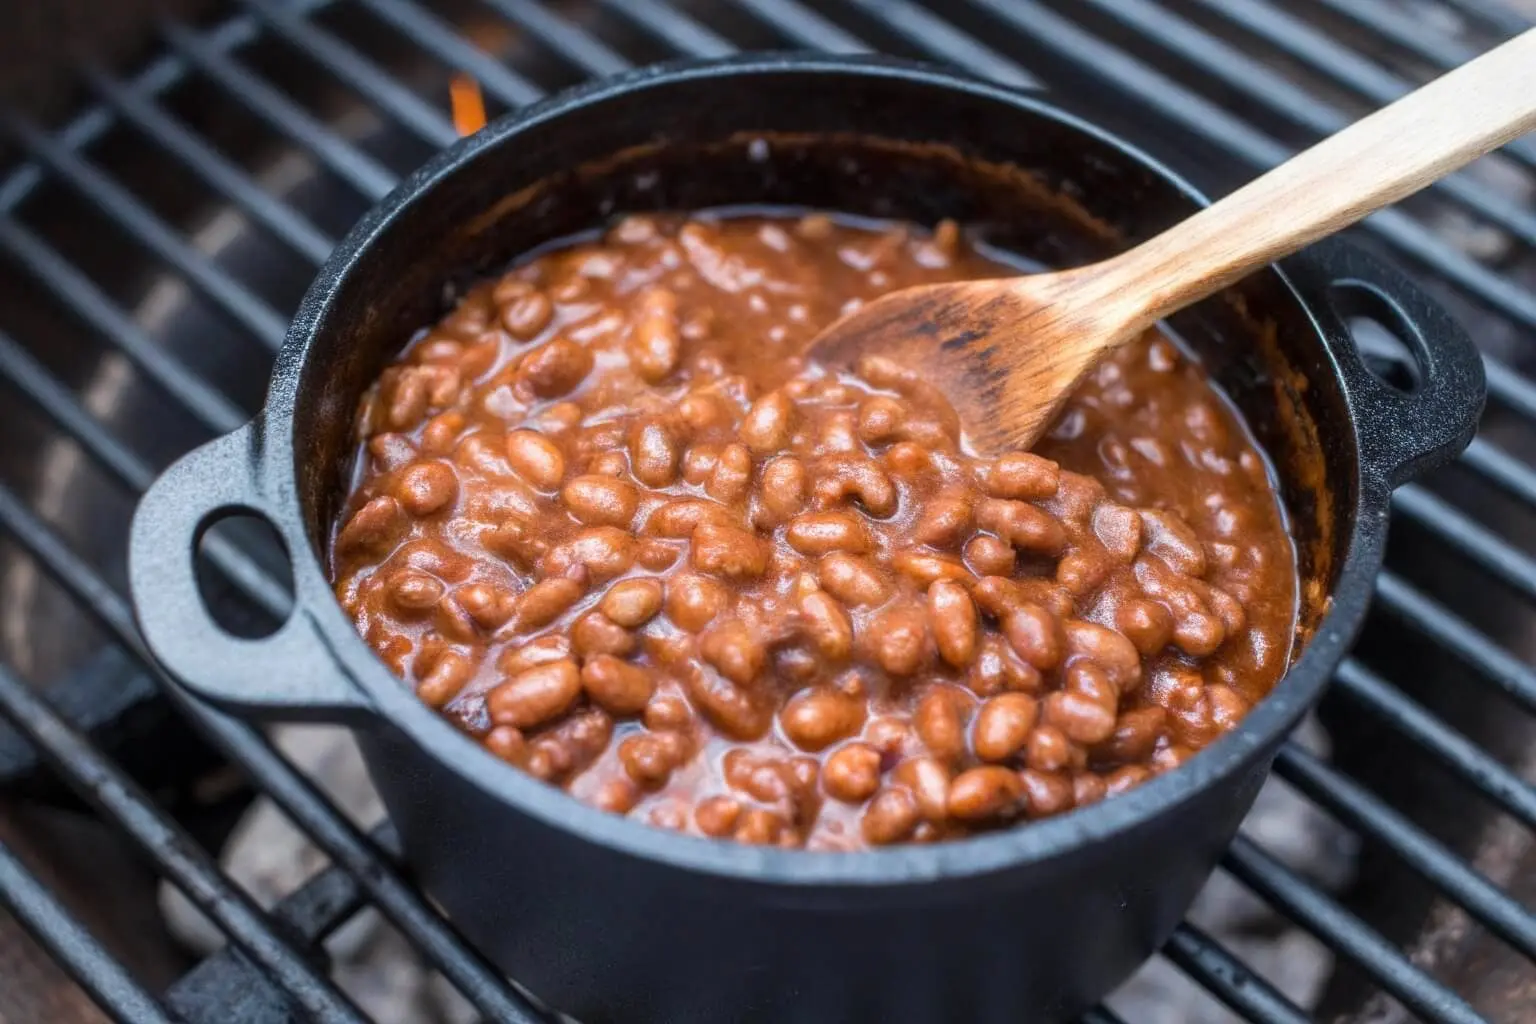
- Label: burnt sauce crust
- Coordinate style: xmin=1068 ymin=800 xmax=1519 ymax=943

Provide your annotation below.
xmin=329 ymin=211 xmax=1298 ymax=851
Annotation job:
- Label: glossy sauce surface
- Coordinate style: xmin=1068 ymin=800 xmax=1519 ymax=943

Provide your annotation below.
xmin=331 ymin=212 xmax=1298 ymax=850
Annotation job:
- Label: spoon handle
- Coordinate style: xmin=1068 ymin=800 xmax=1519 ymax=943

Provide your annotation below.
xmin=1095 ymin=27 xmax=1536 ymax=330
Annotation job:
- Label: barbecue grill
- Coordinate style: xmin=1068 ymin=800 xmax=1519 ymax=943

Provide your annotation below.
xmin=0 ymin=1 xmax=1532 ymax=1022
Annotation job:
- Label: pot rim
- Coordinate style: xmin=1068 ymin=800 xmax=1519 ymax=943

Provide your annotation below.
xmin=267 ymin=53 xmax=1381 ymax=886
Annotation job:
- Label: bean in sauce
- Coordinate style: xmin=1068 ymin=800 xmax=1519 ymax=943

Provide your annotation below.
xmin=331 ymin=211 xmax=1298 ymax=850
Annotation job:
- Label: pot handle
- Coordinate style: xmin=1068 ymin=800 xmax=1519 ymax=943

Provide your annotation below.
xmin=129 ymin=425 xmax=370 ymax=720
xmin=1302 ymin=237 xmax=1486 ymax=488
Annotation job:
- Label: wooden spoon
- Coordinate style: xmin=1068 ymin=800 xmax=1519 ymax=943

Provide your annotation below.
xmin=809 ymin=28 xmax=1536 ymax=454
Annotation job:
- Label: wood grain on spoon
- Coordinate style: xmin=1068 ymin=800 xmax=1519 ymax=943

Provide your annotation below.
xmin=810 ymin=27 xmax=1536 ymax=454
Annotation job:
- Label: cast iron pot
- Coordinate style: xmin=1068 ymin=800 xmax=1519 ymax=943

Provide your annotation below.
xmin=127 ymin=56 xmax=1484 ymax=1023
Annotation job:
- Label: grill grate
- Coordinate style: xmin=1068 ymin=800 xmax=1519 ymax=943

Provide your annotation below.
xmin=0 ymin=1 xmax=1533 ymax=1022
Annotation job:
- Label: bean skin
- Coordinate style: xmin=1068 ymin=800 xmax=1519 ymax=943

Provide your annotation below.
xmin=947 ymin=766 xmax=1025 ymax=822
xmin=562 ymin=475 xmax=639 ymax=528
xmin=798 ymin=590 xmax=853 ymax=661
xmin=928 ymin=580 xmax=978 ymax=668
xmin=488 ymin=659 xmax=581 ymax=728
xmin=600 ymin=578 xmax=664 ymax=627
xmin=822 ymin=742 xmax=882 ymax=803
xmin=972 ymin=693 xmax=1039 ymax=763
xmin=780 ymin=687 xmax=865 ymax=751
xmin=785 ymin=512 xmax=873 ymax=555
xmin=862 ymin=787 xmax=920 ymax=845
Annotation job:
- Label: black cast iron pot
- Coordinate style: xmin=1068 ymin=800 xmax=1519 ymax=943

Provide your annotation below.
xmin=127 ymin=56 xmax=1485 ymax=1023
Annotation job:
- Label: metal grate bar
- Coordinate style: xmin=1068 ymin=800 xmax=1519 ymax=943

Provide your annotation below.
xmin=1163 ymin=922 xmax=1311 ymax=1024
xmin=718 ymin=0 xmax=871 ymax=53
xmin=1224 ymin=835 xmax=1484 ymax=1023
xmin=163 ymin=20 xmax=398 ymax=203
xmin=1 ymin=114 xmax=289 ymax=350
xmin=1335 ymin=659 xmax=1536 ymax=829
xmin=0 ymin=217 xmax=247 ymax=434
xmin=354 ymin=0 xmax=544 ymax=108
xmin=961 ymin=0 xmax=1536 ymax=332
xmin=0 ymin=840 xmax=179 ymax=1024
xmin=1274 ymin=743 xmax=1536 ymax=961
xmin=1309 ymin=0 xmax=1479 ymax=69
xmin=830 ymin=0 xmax=1039 ymax=88
xmin=1407 ymin=0 xmax=1531 ymax=40
xmin=476 ymin=0 xmax=633 ymax=77
xmin=0 ymin=327 xmax=289 ymax=618
xmin=1374 ymin=570 xmax=1536 ymax=714
xmin=1458 ymin=437 xmax=1536 ymax=508
xmin=1188 ymin=0 xmax=1536 ymax=169
xmin=83 ymin=65 xmax=335 ymax=267
xmin=597 ymin=0 xmax=737 ymax=58
xmin=1393 ymin=485 xmax=1536 ymax=604
xmin=1483 ymin=358 xmax=1536 ymax=421
xmin=242 ymin=0 xmax=458 ymax=149
xmin=0 ymin=639 xmax=366 ymax=1021
xmin=1077 ymin=0 xmax=1536 ymax=243
xmin=0 ymin=446 xmax=545 ymax=1020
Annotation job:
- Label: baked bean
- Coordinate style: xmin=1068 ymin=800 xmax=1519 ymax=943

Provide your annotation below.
xmin=683 ymin=663 xmax=773 ymax=740
xmin=1105 ymin=765 xmax=1153 ymax=796
xmin=415 ymin=649 xmax=473 ymax=708
xmin=972 ymin=692 xmax=1039 ymax=762
xmin=1100 ymin=706 xmax=1167 ymax=764
xmin=484 ymin=725 xmax=526 ymax=765
xmin=706 ymin=443 xmax=754 ymax=504
xmin=387 ymin=569 xmax=444 ymax=615
xmin=488 ymin=659 xmax=581 ymax=728
xmin=1116 ymin=598 xmax=1175 ymax=656
xmin=912 ymin=491 xmax=973 ymax=548
xmin=599 ymin=578 xmax=663 ymax=627
xmin=948 ymin=766 xmax=1025 ymax=822
xmin=894 ymin=552 xmax=970 ymax=587
xmin=980 ymin=453 xmax=1060 ymax=500
xmin=976 ymin=499 xmax=1067 ymax=555
xmin=1025 ymin=724 xmax=1074 ymax=773
xmin=699 ymin=619 xmax=766 ymax=686
xmin=335 ymin=212 xmax=1296 ymax=850
xmin=862 ymin=787 xmax=920 ymax=845
xmin=691 ymin=522 xmax=768 ymax=579
xmin=759 ymin=456 xmax=807 ymax=523
xmin=1063 ymin=620 xmax=1142 ymax=692
xmin=928 ymin=580 xmax=978 ymax=668
xmin=504 ymin=430 xmax=565 ymax=490
xmin=561 ymin=475 xmax=639 ymax=528
xmin=1044 ymin=689 xmax=1118 ymax=745
xmin=813 ymin=457 xmax=898 ymax=518
xmin=337 ymin=496 xmax=407 ymax=556
xmin=963 ymin=534 xmax=1016 ymax=576
xmin=871 ymin=603 xmax=931 ymax=677
xmin=818 ymin=553 xmax=889 ymax=607
xmin=1002 ymin=603 xmax=1064 ymax=670
xmin=968 ymin=637 xmax=1043 ymax=697
xmin=456 ymin=581 xmax=517 ymax=630
xmin=785 ymin=511 xmax=873 ymax=555
xmin=797 ymin=590 xmax=853 ymax=661
xmin=1019 ymin=769 xmax=1075 ymax=818
xmin=571 ymin=611 xmax=636 ymax=658
xmin=822 ymin=742 xmax=882 ymax=803
xmin=512 ymin=576 xmax=584 ymax=631
xmin=780 ymin=687 xmax=865 ymax=751
xmin=521 ymin=338 xmax=593 ymax=398
xmin=545 ymin=527 xmax=635 ymax=582
xmin=630 ymin=420 xmax=680 ymax=487
xmin=665 ymin=573 xmax=726 ymax=632
xmin=629 ymin=288 xmax=681 ymax=383
xmin=913 ymin=687 xmax=968 ymax=762
xmin=891 ymin=756 xmax=952 ymax=823
xmin=395 ymin=460 xmax=458 ymax=516
xmin=502 ymin=289 xmax=553 ymax=340
xmin=740 ymin=391 xmax=794 ymax=454
xmin=620 ymin=732 xmax=682 ymax=787
xmin=694 ymin=795 xmax=743 ymax=837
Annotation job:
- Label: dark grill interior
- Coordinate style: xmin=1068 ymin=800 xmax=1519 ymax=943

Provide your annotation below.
xmin=0 ymin=1 xmax=1533 ymax=1021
